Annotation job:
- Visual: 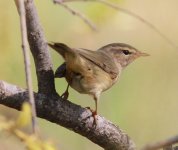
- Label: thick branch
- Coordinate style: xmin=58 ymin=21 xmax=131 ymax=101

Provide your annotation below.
xmin=24 ymin=0 xmax=56 ymax=95
xmin=0 ymin=80 xmax=135 ymax=150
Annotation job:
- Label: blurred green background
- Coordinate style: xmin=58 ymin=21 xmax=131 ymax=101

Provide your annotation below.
xmin=0 ymin=0 xmax=178 ymax=149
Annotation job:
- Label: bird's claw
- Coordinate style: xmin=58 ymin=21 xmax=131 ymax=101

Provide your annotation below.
xmin=61 ymin=91 xmax=69 ymax=100
xmin=85 ymin=107 xmax=97 ymax=126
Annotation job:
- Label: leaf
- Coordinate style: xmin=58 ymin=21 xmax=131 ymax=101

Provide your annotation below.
xmin=42 ymin=141 xmax=56 ymax=150
xmin=16 ymin=102 xmax=32 ymax=128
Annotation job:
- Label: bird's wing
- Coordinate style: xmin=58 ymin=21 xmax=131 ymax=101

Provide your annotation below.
xmin=77 ymin=48 xmax=119 ymax=79
xmin=48 ymin=43 xmax=119 ymax=79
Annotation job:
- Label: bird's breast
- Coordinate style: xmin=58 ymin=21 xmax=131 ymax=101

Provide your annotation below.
xmin=66 ymin=64 xmax=120 ymax=95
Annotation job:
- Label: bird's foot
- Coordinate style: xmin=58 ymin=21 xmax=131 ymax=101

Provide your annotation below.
xmin=85 ymin=107 xmax=97 ymax=126
xmin=61 ymin=91 xmax=69 ymax=100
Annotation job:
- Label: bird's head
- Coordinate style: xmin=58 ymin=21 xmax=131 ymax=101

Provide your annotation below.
xmin=99 ymin=43 xmax=149 ymax=68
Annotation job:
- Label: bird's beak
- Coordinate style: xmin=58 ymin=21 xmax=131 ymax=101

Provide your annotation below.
xmin=138 ymin=52 xmax=150 ymax=57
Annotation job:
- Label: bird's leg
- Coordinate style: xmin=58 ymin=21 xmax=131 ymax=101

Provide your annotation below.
xmin=61 ymin=83 xmax=70 ymax=100
xmin=85 ymin=92 xmax=100 ymax=126
xmin=61 ymin=71 xmax=74 ymax=100
xmin=92 ymin=97 xmax=98 ymax=125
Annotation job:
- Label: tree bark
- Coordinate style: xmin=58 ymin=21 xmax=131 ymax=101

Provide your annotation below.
xmin=0 ymin=80 xmax=135 ymax=150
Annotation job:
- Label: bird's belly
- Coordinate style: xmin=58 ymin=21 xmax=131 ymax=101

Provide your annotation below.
xmin=69 ymin=69 xmax=119 ymax=95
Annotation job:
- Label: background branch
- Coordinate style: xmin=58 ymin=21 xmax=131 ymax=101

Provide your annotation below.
xmin=14 ymin=0 xmax=38 ymax=133
xmin=53 ymin=0 xmax=97 ymax=30
xmin=0 ymin=80 xmax=135 ymax=150
xmin=141 ymin=135 xmax=178 ymax=150
xmin=59 ymin=0 xmax=178 ymax=50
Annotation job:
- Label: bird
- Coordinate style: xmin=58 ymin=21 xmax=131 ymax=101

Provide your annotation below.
xmin=48 ymin=42 xmax=149 ymax=124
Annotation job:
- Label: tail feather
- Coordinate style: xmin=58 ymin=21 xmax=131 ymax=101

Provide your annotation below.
xmin=48 ymin=42 xmax=72 ymax=58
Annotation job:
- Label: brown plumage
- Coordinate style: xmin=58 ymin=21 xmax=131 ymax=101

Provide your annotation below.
xmin=48 ymin=42 xmax=149 ymax=124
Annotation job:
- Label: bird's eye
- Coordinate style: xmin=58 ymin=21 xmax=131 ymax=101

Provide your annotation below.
xmin=122 ymin=50 xmax=131 ymax=55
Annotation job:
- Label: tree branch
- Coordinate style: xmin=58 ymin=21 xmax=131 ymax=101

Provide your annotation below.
xmin=53 ymin=0 xmax=97 ymax=31
xmin=141 ymin=135 xmax=178 ymax=150
xmin=15 ymin=0 xmax=38 ymax=134
xmin=60 ymin=0 xmax=178 ymax=50
xmin=0 ymin=80 xmax=135 ymax=150
xmin=24 ymin=0 xmax=56 ymax=95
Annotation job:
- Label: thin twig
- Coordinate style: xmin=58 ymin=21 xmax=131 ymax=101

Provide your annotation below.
xmin=61 ymin=0 xmax=178 ymax=50
xmin=141 ymin=135 xmax=178 ymax=150
xmin=14 ymin=0 xmax=38 ymax=134
xmin=53 ymin=0 xmax=97 ymax=31
xmin=97 ymin=0 xmax=178 ymax=50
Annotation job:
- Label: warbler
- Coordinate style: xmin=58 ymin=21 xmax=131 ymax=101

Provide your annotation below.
xmin=48 ymin=42 xmax=149 ymax=123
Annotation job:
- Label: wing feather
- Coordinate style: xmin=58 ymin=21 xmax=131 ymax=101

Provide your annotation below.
xmin=76 ymin=48 xmax=119 ymax=79
xmin=49 ymin=42 xmax=119 ymax=79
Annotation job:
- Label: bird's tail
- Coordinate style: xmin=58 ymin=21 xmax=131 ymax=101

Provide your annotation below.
xmin=48 ymin=42 xmax=74 ymax=58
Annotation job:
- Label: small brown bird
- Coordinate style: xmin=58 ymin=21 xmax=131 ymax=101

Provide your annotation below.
xmin=48 ymin=42 xmax=149 ymax=123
